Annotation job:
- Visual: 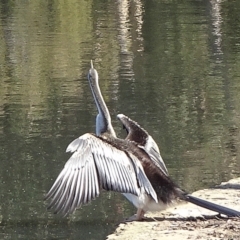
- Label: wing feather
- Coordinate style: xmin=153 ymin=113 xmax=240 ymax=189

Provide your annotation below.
xmin=62 ymin=169 xmax=79 ymax=214
xmin=144 ymin=136 xmax=169 ymax=176
xmin=129 ymin=154 xmax=158 ymax=203
xmin=82 ymin=164 xmax=89 ymax=204
xmin=45 ymin=133 xmax=156 ymax=215
xmin=54 ymin=169 xmax=74 ymax=213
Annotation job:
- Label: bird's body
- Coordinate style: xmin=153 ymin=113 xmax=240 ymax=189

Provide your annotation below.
xmin=45 ymin=61 xmax=240 ymax=220
xmin=117 ymin=113 xmax=173 ymax=219
xmin=117 ymin=113 xmax=240 ymax=220
xmin=45 ymin=61 xmax=158 ymax=216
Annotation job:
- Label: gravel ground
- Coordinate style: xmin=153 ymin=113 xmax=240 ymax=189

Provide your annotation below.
xmin=107 ymin=178 xmax=240 ymax=240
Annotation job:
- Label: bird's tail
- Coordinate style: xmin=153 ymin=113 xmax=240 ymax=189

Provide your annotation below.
xmin=184 ymin=194 xmax=240 ymax=217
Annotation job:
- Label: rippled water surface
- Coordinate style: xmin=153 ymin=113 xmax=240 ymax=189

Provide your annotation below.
xmin=1 ymin=0 xmax=240 ymax=239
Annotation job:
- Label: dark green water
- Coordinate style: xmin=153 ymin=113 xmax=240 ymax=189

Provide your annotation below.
xmin=0 ymin=0 xmax=240 ymax=239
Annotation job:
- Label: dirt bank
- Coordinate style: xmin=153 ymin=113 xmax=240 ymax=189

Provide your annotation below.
xmin=107 ymin=178 xmax=240 ymax=240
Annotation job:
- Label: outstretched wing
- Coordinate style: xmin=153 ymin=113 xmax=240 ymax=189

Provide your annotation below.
xmin=143 ymin=135 xmax=169 ymax=176
xmin=45 ymin=133 xmax=157 ymax=215
xmin=117 ymin=113 xmax=169 ymax=176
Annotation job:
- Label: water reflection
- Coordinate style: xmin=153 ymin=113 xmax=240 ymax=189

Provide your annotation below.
xmin=0 ymin=0 xmax=240 ymax=239
xmin=0 ymin=218 xmax=115 ymax=240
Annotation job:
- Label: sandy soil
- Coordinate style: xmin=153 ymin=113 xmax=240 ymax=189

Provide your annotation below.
xmin=107 ymin=178 xmax=240 ymax=240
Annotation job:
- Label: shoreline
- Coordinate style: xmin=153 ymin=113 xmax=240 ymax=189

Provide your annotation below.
xmin=107 ymin=178 xmax=240 ymax=240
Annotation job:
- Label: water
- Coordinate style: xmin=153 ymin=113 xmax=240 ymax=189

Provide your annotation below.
xmin=0 ymin=0 xmax=240 ymax=239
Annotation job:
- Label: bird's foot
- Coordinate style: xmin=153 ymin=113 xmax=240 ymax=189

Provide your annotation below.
xmin=124 ymin=209 xmax=146 ymax=222
xmin=124 ymin=214 xmax=142 ymax=222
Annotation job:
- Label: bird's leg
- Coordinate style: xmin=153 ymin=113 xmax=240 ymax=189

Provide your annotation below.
xmin=125 ymin=208 xmax=145 ymax=222
xmin=136 ymin=208 xmax=145 ymax=220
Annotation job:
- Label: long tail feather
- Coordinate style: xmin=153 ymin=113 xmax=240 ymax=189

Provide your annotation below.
xmin=185 ymin=195 xmax=240 ymax=217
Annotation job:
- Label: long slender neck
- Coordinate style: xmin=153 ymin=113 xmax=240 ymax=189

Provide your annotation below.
xmin=88 ymin=68 xmax=116 ymax=137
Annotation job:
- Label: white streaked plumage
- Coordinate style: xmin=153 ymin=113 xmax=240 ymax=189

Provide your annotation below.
xmin=117 ymin=113 xmax=168 ymax=176
xmin=116 ymin=113 xmax=170 ymax=219
xmin=46 ymin=61 xmax=240 ymax=220
xmin=116 ymin=117 xmax=240 ymax=220
xmin=46 ymin=133 xmax=157 ymax=215
xmin=45 ymin=61 xmax=158 ymax=216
